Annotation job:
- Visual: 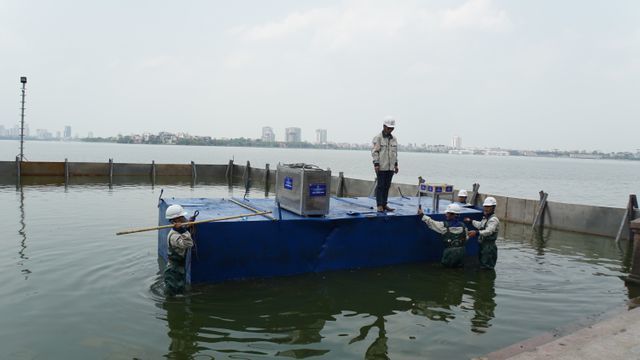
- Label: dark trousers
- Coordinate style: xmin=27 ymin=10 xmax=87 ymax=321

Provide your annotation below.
xmin=375 ymin=170 xmax=394 ymax=207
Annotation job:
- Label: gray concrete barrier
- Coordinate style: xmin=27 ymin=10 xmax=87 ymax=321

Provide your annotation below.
xmin=0 ymin=160 xmax=632 ymax=239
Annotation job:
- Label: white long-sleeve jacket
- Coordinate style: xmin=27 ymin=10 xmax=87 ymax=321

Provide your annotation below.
xmin=421 ymin=216 xmax=467 ymax=237
xmin=371 ymin=132 xmax=398 ymax=171
xmin=472 ymin=216 xmax=500 ymax=239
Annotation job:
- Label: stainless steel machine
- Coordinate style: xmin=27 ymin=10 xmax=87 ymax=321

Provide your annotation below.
xmin=275 ymin=163 xmax=331 ymax=216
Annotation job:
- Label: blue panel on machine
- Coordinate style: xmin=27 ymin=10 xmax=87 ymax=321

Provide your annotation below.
xmin=309 ymin=183 xmax=327 ymax=197
xmin=283 ymin=177 xmax=293 ymax=190
xmin=157 ymin=195 xmax=483 ymax=284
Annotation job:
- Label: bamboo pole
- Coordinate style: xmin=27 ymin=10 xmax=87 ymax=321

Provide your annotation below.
xmin=116 ymin=211 xmax=272 ymax=235
xmin=228 ymin=198 xmax=277 ymax=220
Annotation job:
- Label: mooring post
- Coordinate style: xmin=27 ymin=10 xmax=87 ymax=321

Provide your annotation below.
xmin=337 ymin=172 xmax=345 ymax=197
xmin=15 ymin=156 xmax=21 ymax=186
xmin=243 ymin=161 xmax=251 ymax=189
xmin=151 ymin=160 xmax=156 ymax=186
xmin=616 ymin=195 xmax=639 ymax=247
xmin=191 ymin=161 xmax=197 ymax=186
xmin=368 ymin=178 xmax=377 ymax=198
xmin=532 ymin=190 xmax=549 ymax=230
xmin=226 ymin=159 xmax=234 ymax=182
xmin=470 ymin=183 xmax=480 ymax=206
xmin=625 ymin=219 xmax=640 ymax=285
xmin=108 ymin=158 xmax=114 ymax=187
xmin=64 ymin=158 xmax=69 ymax=185
xmin=264 ymin=163 xmax=270 ymax=195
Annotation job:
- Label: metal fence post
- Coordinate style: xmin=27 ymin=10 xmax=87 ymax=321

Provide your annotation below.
xmin=337 ymin=172 xmax=345 ymax=197
xmin=151 ymin=160 xmax=156 ymax=186
xmin=15 ymin=156 xmax=21 ymax=187
xmin=264 ymin=163 xmax=270 ymax=196
xmin=64 ymin=158 xmax=69 ymax=186
xmin=108 ymin=158 xmax=114 ymax=188
xmin=191 ymin=161 xmax=197 ymax=187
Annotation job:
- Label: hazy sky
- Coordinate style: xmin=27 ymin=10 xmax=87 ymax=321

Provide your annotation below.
xmin=1 ymin=0 xmax=638 ymax=151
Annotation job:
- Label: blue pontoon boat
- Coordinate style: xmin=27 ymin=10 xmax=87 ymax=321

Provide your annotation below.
xmin=157 ymin=195 xmax=484 ymax=284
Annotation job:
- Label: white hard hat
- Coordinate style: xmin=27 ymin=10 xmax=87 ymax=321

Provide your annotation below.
xmin=458 ymin=189 xmax=468 ymax=197
xmin=165 ymin=204 xmax=188 ymax=220
xmin=483 ymin=197 xmax=497 ymax=207
xmin=383 ymin=116 xmax=396 ymax=128
xmin=445 ymin=203 xmax=462 ymax=214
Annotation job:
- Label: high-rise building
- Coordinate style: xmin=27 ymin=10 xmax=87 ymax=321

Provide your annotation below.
xmin=261 ymin=126 xmax=276 ymax=142
xmin=0 ymin=125 xmax=5 ymax=136
xmin=9 ymin=125 xmax=20 ymax=137
xmin=36 ymin=129 xmax=53 ymax=139
xmin=285 ymin=127 xmax=302 ymax=143
xmin=88 ymin=131 xmax=94 ymax=139
xmin=315 ymin=129 xmax=327 ymax=145
xmin=64 ymin=126 xmax=72 ymax=139
xmin=452 ymin=135 xmax=462 ymax=149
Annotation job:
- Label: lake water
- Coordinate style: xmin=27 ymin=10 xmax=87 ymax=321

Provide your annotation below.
xmin=1 ymin=139 xmax=639 ymax=207
xmin=0 ymin=140 xmax=638 ymax=359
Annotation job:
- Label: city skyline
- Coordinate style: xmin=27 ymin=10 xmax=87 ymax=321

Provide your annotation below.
xmin=0 ymin=122 xmax=78 ymax=139
xmin=1 ymin=1 xmax=639 ymax=152
xmin=2 ymin=122 xmax=638 ymax=155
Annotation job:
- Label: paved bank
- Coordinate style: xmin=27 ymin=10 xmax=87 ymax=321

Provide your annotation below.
xmin=479 ymin=306 xmax=640 ymax=360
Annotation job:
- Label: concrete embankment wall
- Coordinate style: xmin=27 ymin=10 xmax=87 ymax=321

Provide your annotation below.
xmin=0 ymin=160 xmax=633 ymax=239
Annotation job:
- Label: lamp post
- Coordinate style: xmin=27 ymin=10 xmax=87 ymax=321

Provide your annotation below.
xmin=19 ymin=76 xmax=27 ymax=162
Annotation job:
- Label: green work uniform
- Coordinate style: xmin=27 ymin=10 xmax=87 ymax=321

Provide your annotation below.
xmin=164 ymin=227 xmax=194 ymax=295
xmin=472 ymin=214 xmax=500 ymax=270
xmin=421 ymin=216 xmax=467 ymax=268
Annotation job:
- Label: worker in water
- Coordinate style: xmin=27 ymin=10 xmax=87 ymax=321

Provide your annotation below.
xmin=418 ymin=203 xmax=467 ymax=268
xmin=372 ymin=116 xmax=399 ymax=212
xmin=456 ymin=189 xmax=470 ymax=206
xmin=164 ymin=204 xmax=195 ymax=295
xmin=464 ymin=197 xmax=500 ymax=270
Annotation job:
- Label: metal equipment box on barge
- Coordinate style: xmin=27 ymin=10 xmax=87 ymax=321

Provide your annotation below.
xmin=275 ymin=163 xmax=331 ymax=216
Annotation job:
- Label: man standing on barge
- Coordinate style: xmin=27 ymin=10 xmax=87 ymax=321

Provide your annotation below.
xmin=372 ymin=117 xmax=399 ymax=212
xmin=465 ymin=197 xmax=500 ymax=270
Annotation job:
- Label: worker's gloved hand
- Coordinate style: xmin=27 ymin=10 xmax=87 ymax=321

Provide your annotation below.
xmin=374 ymin=164 xmax=380 ymax=174
xmin=468 ymin=230 xmax=478 ymax=238
xmin=189 ymin=210 xmax=199 ymax=223
xmin=394 ymin=165 xmax=399 ymax=174
xmin=417 ymin=208 xmax=424 ymax=216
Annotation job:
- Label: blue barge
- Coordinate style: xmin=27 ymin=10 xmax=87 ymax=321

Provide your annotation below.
xmin=158 ymin=196 xmax=483 ymax=284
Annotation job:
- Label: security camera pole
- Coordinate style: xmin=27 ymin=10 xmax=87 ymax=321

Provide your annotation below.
xmin=19 ymin=76 xmax=27 ymax=161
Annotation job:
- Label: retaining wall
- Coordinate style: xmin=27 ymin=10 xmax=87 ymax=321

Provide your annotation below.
xmin=0 ymin=160 xmax=634 ymax=239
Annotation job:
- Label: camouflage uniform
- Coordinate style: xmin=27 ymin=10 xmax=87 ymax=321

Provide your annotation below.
xmin=472 ymin=214 xmax=499 ymax=269
xmin=164 ymin=227 xmax=194 ymax=295
xmin=421 ymin=216 xmax=467 ymax=268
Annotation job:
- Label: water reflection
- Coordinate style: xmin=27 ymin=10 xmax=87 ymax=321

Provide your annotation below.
xmin=470 ymin=271 xmax=496 ymax=333
xmin=156 ymin=265 xmax=497 ymax=359
xmin=17 ymin=186 xmax=31 ymax=278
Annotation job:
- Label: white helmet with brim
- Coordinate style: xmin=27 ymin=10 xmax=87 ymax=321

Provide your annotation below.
xmin=383 ymin=116 xmax=396 ymax=128
xmin=483 ymin=197 xmax=497 ymax=207
xmin=165 ymin=204 xmax=188 ymax=220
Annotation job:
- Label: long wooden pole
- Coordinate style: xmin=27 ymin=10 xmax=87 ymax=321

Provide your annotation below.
xmin=116 ymin=211 xmax=272 ymax=236
xmin=228 ymin=198 xmax=277 ymax=220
